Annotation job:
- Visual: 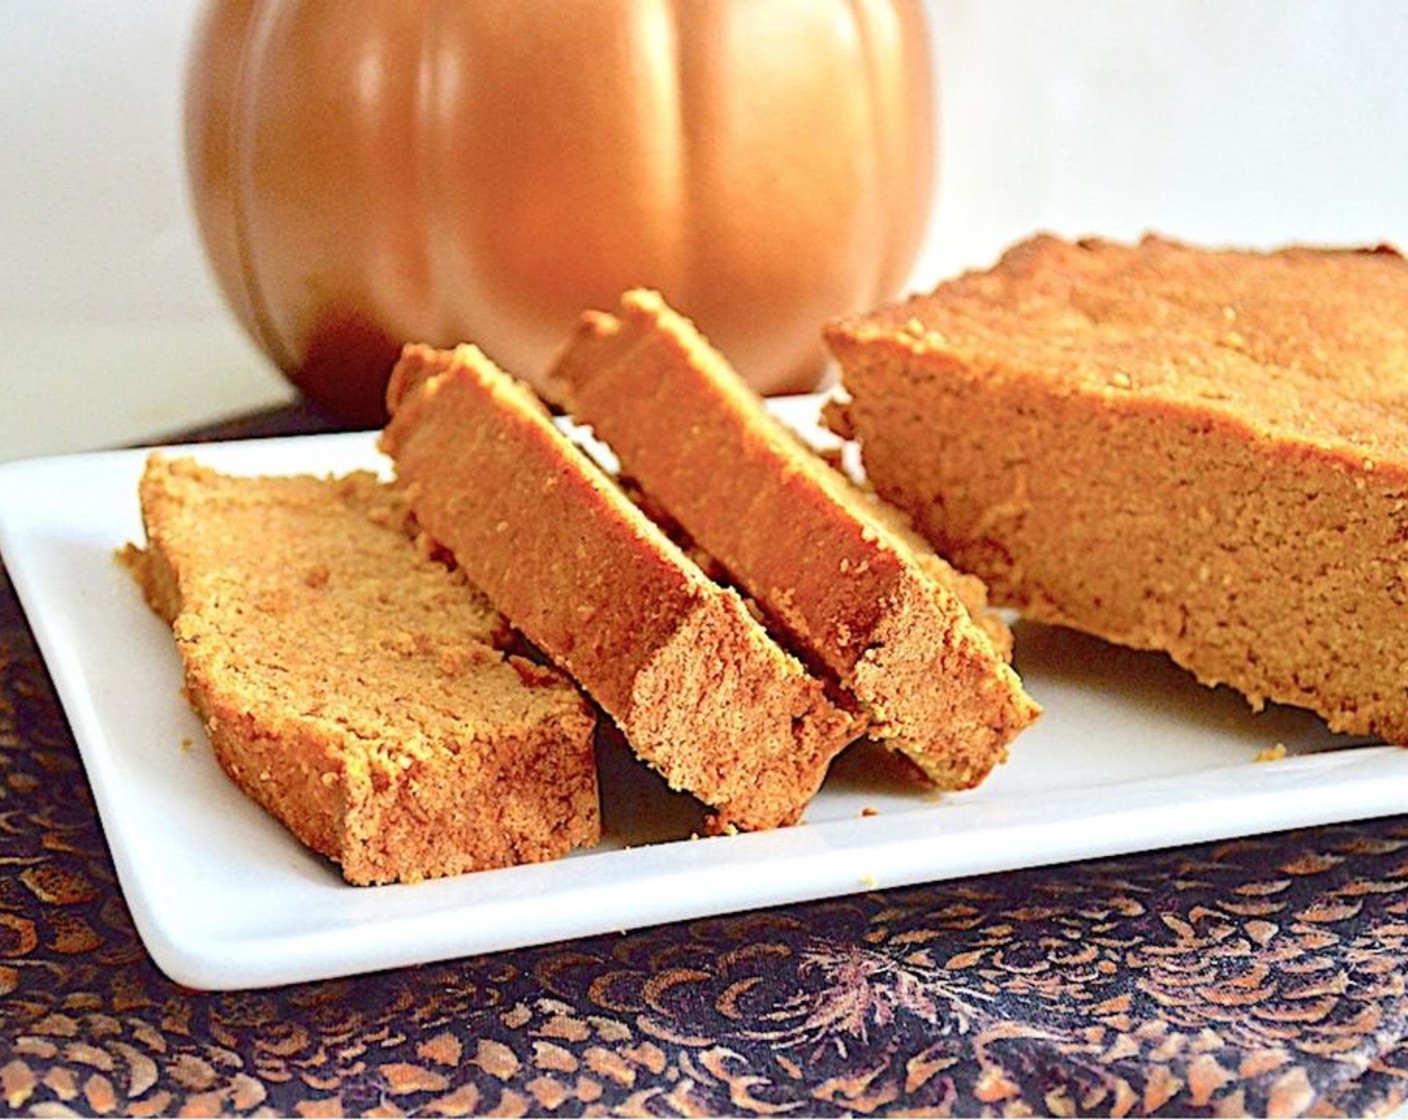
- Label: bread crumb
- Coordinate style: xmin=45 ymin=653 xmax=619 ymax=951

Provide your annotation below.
xmin=860 ymin=873 xmax=878 ymax=889
xmin=860 ymin=806 xmax=879 ymax=817
xmin=1254 ymin=742 xmax=1288 ymax=763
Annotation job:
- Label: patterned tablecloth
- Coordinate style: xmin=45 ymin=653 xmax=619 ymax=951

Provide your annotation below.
xmin=3 ymin=408 xmax=1408 ymax=1118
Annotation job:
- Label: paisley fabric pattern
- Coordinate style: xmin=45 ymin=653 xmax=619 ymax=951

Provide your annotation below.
xmin=3 ymin=411 xmax=1408 ymax=1116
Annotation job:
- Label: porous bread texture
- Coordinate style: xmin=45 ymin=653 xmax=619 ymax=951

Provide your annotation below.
xmin=825 ymin=232 xmax=1408 ymax=744
xmin=126 ymin=457 xmax=600 ymax=885
xmin=547 ymin=289 xmax=1039 ymax=790
xmin=381 ymin=342 xmax=858 ymax=831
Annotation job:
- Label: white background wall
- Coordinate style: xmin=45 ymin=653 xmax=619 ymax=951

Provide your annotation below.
xmin=2 ymin=1 xmax=1406 ymax=458
xmin=924 ymin=0 xmax=1408 ymax=277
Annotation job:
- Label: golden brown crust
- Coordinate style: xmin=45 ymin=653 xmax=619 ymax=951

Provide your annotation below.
xmin=382 ymin=342 xmax=858 ymax=830
xmin=826 ymin=233 xmax=1408 ymax=743
xmin=546 ymin=290 xmax=1038 ymax=789
xmin=129 ymin=457 xmax=600 ymax=884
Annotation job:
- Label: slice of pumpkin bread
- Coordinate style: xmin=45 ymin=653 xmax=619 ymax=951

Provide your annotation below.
xmin=381 ymin=342 xmax=858 ymax=831
xmin=825 ymin=233 xmax=1408 ymax=743
xmin=126 ymin=457 xmax=600 ymax=885
xmin=546 ymin=289 xmax=1039 ymax=790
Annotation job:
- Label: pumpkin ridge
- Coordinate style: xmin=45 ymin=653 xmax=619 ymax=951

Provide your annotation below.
xmin=854 ymin=0 xmax=937 ymax=301
xmin=228 ymin=0 xmax=300 ymax=376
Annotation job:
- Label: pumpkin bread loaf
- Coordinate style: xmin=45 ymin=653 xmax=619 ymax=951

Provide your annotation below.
xmin=547 ymin=290 xmax=1039 ymax=790
xmin=825 ymin=233 xmax=1408 ymax=744
xmin=126 ymin=457 xmax=600 ymax=885
xmin=381 ymin=343 xmax=859 ymax=831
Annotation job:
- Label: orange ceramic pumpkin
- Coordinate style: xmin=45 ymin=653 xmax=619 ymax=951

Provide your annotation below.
xmin=185 ymin=1 xmax=937 ymax=425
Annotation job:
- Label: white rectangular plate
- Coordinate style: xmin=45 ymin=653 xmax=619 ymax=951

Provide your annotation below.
xmin=0 ymin=398 xmax=1402 ymax=990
